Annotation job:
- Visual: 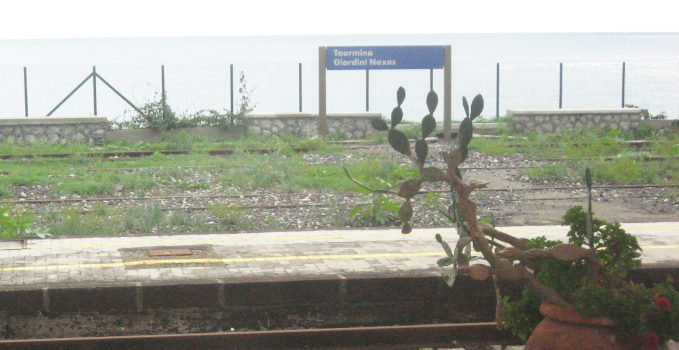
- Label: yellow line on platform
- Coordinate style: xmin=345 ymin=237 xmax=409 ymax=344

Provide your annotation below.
xmin=21 ymin=224 xmax=679 ymax=250
xmin=25 ymin=233 xmax=363 ymax=250
xmin=642 ymin=245 xmax=679 ymax=250
xmin=500 ymin=226 xmax=679 ymax=235
xmin=0 ymin=251 xmax=443 ymax=273
xmin=2 ymin=243 xmax=678 ymax=274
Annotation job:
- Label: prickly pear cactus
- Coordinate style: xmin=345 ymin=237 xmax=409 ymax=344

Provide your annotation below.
xmin=353 ymin=87 xmax=488 ymax=287
xmin=346 ymin=86 xmax=642 ymax=330
xmin=367 ymin=87 xmax=483 ymax=236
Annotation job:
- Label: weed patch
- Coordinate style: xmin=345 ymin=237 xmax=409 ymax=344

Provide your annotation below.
xmin=349 ymin=194 xmax=400 ymax=226
xmin=123 ymin=203 xmax=164 ymax=233
xmin=216 ymin=155 xmax=415 ymax=193
xmin=40 ymin=208 xmax=119 ymax=237
xmin=525 ymin=158 xmax=678 ymax=185
xmin=471 ymin=128 xmax=679 ymax=159
xmin=0 ymin=205 xmax=33 ymax=238
xmin=207 ymin=202 xmax=245 ymax=227
xmin=54 ymin=180 xmax=115 ymax=195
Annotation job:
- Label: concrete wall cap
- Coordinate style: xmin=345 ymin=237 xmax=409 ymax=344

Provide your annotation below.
xmin=508 ymin=108 xmax=642 ymax=115
xmin=0 ymin=116 xmax=108 ymax=125
xmin=245 ymin=113 xmax=382 ymax=119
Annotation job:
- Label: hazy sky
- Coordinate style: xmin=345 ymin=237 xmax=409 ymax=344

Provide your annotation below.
xmin=0 ymin=0 xmax=676 ymax=40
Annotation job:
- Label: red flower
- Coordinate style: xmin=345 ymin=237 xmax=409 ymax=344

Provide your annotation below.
xmin=644 ymin=333 xmax=660 ymax=350
xmin=632 ymin=333 xmax=645 ymax=346
xmin=655 ymin=297 xmax=671 ymax=312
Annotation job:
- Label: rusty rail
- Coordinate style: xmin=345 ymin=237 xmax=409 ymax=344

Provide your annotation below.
xmin=82 ymin=165 xmax=541 ymax=172
xmin=0 ymin=141 xmax=675 ymax=162
xmin=0 ymin=148 xmax=314 ymax=160
xmin=0 ymin=322 xmax=517 ymax=350
xmin=2 ymin=184 xmax=677 ymax=206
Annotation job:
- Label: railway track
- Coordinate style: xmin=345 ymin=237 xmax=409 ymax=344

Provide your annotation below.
xmin=0 ymin=322 xmax=517 ymax=350
xmin=81 ymin=165 xmax=543 ymax=172
xmin=0 ymin=147 xmax=314 ymax=160
xmin=43 ymin=194 xmax=665 ymax=214
xmin=0 ymin=138 xmax=672 ymax=162
xmin=538 ymin=155 xmax=678 ymax=162
xmin=4 ymin=187 xmax=676 ymax=218
xmin=6 ymin=152 xmax=677 ymax=173
xmin=4 ymin=183 xmax=677 ymax=206
xmin=343 ymin=138 xmax=657 ymax=148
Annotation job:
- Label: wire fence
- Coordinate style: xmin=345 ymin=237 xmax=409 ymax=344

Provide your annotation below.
xmin=0 ymin=61 xmax=677 ymax=122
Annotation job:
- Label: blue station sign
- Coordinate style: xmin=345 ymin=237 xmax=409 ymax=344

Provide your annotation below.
xmin=326 ymin=46 xmax=445 ymax=70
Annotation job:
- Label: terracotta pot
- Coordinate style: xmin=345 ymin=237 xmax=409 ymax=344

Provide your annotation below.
xmin=525 ymin=302 xmax=631 ymax=350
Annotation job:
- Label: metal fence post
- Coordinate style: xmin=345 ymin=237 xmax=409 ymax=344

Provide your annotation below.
xmin=92 ymin=66 xmax=98 ymax=116
xmin=299 ymin=63 xmax=302 ymax=112
xmin=496 ymin=63 xmax=500 ymax=120
xmin=161 ymin=65 xmax=167 ymax=120
xmin=621 ymin=62 xmax=626 ymax=108
xmin=365 ymin=69 xmax=369 ymax=112
xmin=443 ymin=45 xmax=451 ymax=140
xmin=559 ymin=62 xmax=563 ymax=109
xmin=23 ymin=67 xmax=28 ymax=117
xmin=230 ymin=64 xmax=234 ymax=114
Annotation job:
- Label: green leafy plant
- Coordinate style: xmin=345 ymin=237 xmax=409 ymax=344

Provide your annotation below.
xmin=501 ymin=203 xmax=641 ymax=341
xmin=116 ymin=71 xmax=255 ymax=130
xmin=207 ymin=202 xmax=245 ymax=227
xmin=349 ymin=194 xmax=401 ymax=226
xmin=125 ymin=96 xmax=179 ymax=130
xmin=346 ymin=86 xmax=679 ymax=349
xmin=178 ymin=109 xmax=244 ymax=128
xmin=348 ymin=164 xmax=417 ymax=226
xmin=625 ymin=104 xmax=667 ymax=121
xmin=0 ymin=204 xmax=34 ymax=238
xmin=236 ymin=70 xmax=257 ymax=117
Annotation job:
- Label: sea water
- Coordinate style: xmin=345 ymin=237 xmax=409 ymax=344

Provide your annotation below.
xmin=0 ymin=33 xmax=677 ymax=122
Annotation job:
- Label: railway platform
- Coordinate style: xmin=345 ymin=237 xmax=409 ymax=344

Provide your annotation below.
xmin=0 ymin=222 xmax=678 ymax=314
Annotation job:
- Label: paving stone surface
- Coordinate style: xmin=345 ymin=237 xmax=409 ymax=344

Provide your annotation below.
xmin=0 ymin=222 xmax=678 ymax=289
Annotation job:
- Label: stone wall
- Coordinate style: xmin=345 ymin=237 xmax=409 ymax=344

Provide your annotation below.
xmin=105 ymin=126 xmax=245 ymax=144
xmin=0 ymin=114 xmax=380 ymax=145
xmin=245 ymin=113 xmax=380 ymax=139
xmin=0 ymin=117 xmax=108 ymax=145
xmin=508 ymin=108 xmax=643 ymax=133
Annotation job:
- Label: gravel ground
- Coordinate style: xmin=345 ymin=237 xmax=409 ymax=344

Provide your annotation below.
xmin=6 ymin=144 xmax=678 ymax=236
xmin=1 ymin=302 xmax=487 ymax=339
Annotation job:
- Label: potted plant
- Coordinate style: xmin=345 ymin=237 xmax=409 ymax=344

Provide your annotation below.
xmin=345 ymin=87 xmax=679 ymax=349
xmin=502 ymin=203 xmax=679 ymax=350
